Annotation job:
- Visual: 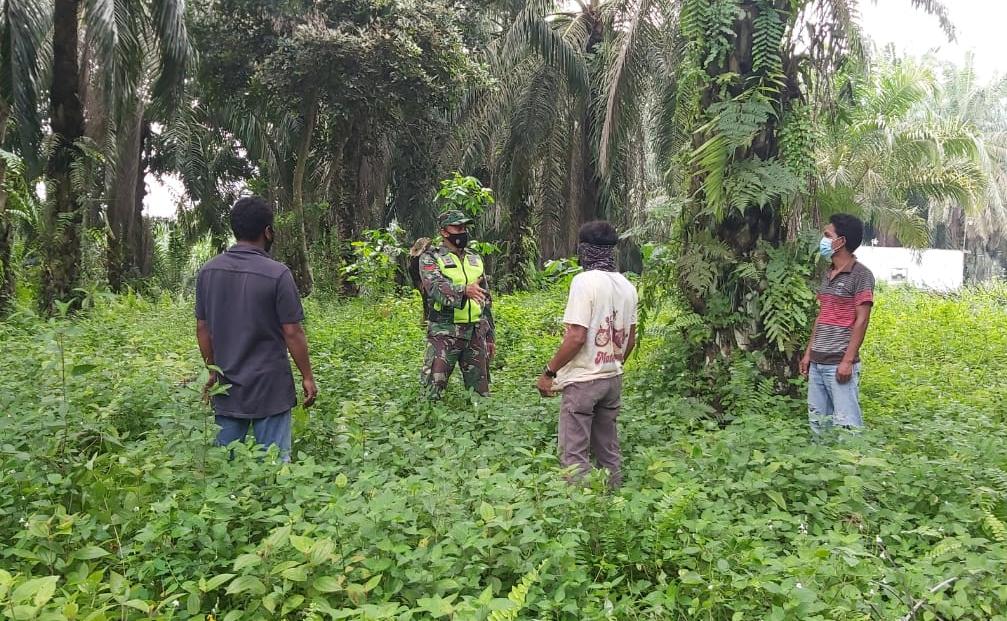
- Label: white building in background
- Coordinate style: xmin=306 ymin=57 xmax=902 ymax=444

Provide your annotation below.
xmin=855 ymin=246 xmax=964 ymax=291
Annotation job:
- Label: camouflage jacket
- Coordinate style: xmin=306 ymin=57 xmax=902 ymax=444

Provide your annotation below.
xmin=418 ymin=245 xmax=495 ymax=340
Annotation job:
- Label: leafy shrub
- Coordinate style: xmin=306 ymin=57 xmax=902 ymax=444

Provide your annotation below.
xmin=435 ymin=174 xmax=495 ymax=218
xmin=1 ymin=287 xmax=1006 ymax=620
xmin=341 ymin=226 xmax=407 ymax=298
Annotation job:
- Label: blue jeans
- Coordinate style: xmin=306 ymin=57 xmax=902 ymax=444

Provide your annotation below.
xmin=215 ymin=410 xmax=292 ymax=462
xmin=808 ymin=363 xmax=863 ymax=435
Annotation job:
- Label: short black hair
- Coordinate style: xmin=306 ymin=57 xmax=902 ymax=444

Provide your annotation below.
xmin=230 ymin=196 xmax=274 ymax=242
xmin=829 ymin=213 xmax=864 ymax=252
xmin=578 ymin=220 xmax=619 ymax=246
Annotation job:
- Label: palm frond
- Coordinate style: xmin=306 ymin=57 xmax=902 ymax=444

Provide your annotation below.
xmin=598 ymin=0 xmax=660 ymax=172
xmin=906 ymin=0 xmax=955 ymax=42
xmin=499 ymin=0 xmax=590 ymax=95
xmin=1 ymin=0 xmax=50 ymax=172
xmin=83 ymin=0 xmax=118 ymax=80
xmin=150 ymin=0 xmax=190 ymax=108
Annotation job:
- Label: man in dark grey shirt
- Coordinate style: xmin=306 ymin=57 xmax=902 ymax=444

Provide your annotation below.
xmin=195 ymin=197 xmax=318 ymax=461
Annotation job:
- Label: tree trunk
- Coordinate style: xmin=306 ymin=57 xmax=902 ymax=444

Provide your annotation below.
xmin=578 ymin=12 xmax=605 ymax=230
xmin=285 ymin=96 xmax=317 ymax=296
xmin=80 ymin=37 xmax=107 ymax=230
xmin=678 ymin=0 xmax=800 ymax=379
xmin=0 ymin=106 xmax=14 ymax=312
xmin=507 ymin=196 xmax=531 ymax=287
xmin=132 ymin=123 xmax=153 ymax=277
xmin=334 ymin=131 xmax=366 ymax=296
xmin=107 ymin=102 xmax=146 ymax=292
xmin=390 ymin=121 xmax=442 ymax=235
xmin=41 ymin=0 xmax=86 ymax=313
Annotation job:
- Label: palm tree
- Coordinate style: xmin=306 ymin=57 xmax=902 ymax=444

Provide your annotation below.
xmin=40 ymin=0 xmax=88 ymax=312
xmin=0 ymin=0 xmax=48 ymax=311
xmin=814 ymin=59 xmax=985 ymax=248
xmin=922 ymin=54 xmax=1007 ymax=279
xmin=157 ymin=100 xmax=255 ymax=254
xmin=37 ymin=0 xmax=189 ymax=309
xmin=669 ymin=0 xmax=956 ymax=377
xmin=450 ymin=0 xmax=679 ymax=280
xmin=96 ymin=1 xmax=190 ymax=291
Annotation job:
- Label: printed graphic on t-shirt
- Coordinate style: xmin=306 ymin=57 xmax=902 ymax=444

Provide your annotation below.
xmin=593 ymin=310 xmax=628 ymax=365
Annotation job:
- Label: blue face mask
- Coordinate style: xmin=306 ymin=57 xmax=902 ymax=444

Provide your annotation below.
xmin=819 ymin=236 xmax=835 ymax=259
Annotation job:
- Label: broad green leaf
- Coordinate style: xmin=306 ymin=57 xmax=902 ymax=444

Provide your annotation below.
xmin=766 ymin=491 xmax=787 ymax=510
xmin=363 ymin=574 xmax=381 ymax=592
xmin=281 ymin=565 xmax=309 ymax=582
xmin=313 ymin=576 xmax=343 ymax=593
xmin=281 ymin=594 xmax=305 ymax=615
xmin=232 ymin=554 xmax=261 ymax=571
xmin=478 ymin=502 xmax=496 ymax=522
xmin=11 ymin=576 xmax=58 ymax=607
xmin=290 ymin=535 xmax=313 ymax=554
xmin=264 ymin=525 xmax=292 ymax=549
xmin=417 ymin=594 xmax=456 ymax=618
xmin=308 ymin=539 xmax=336 ymax=565
xmin=360 ymin=603 xmax=402 ymax=619
xmin=186 ymin=593 xmax=200 ymax=616
xmin=202 ymin=573 xmax=236 ymax=592
xmin=71 ymin=363 xmax=97 ymax=376
xmin=269 ymin=560 xmax=300 ymax=576
xmin=74 ymin=545 xmax=110 ymax=560
xmin=261 ymin=592 xmax=279 ymax=614
xmin=226 ymin=575 xmax=266 ymax=596
xmin=488 ymin=598 xmax=517 ymax=611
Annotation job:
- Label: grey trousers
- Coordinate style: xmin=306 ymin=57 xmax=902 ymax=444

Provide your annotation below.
xmin=558 ymin=376 xmax=623 ymax=488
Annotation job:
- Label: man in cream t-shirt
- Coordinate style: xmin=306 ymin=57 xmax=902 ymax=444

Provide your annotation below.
xmin=537 ymin=221 xmax=638 ymax=488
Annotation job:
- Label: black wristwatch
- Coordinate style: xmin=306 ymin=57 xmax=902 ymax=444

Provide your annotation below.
xmin=543 ymin=365 xmax=557 ymax=378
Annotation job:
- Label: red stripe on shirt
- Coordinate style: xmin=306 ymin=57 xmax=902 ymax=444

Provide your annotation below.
xmin=817 ymin=293 xmax=856 ymax=326
xmin=854 ymin=290 xmax=874 ymax=305
xmin=817 ymin=291 xmax=873 ymax=327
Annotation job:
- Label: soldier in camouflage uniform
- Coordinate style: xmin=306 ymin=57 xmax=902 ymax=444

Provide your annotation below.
xmin=419 ymin=210 xmax=496 ymax=399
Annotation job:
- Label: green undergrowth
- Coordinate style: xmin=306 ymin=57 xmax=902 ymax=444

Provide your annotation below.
xmin=0 ymin=284 xmax=1005 ymax=620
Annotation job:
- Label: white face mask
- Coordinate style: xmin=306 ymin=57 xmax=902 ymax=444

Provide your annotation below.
xmin=819 ymin=236 xmax=835 ymax=259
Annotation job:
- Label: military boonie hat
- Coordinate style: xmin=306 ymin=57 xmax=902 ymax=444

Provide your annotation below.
xmin=438 ymin=210 xmax=474 ymax=228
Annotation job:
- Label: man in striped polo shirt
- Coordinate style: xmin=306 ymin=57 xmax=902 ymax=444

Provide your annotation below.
xmin=800 ymin=213 xmax=875 ymax=435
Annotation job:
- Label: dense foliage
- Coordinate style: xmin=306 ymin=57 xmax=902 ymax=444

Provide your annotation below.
xmin=2 ymin=285 xmax=1006 ymax=620
xmin=2 ymin=0 xmax=1006 ymax=319
xmin=3 ymin=1 xmax=1006 ymax=618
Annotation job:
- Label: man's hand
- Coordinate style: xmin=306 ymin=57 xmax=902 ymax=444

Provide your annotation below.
xmin=465 ymin=283 xmax=487 ymax=305
xmin=836 ymin=360 xmax=854 ymax=384
xmin=487 ymin=341 xmax=496 ymax=359
xmin=799 ymin=351 xmax=811 ymax=377
xmin=202 ymin=371 xmax=218 ymax=405
xmin=302 ymin=377 xmax=319 ymax=407
xmin=536 ymin=373 xmax=557 ymax=397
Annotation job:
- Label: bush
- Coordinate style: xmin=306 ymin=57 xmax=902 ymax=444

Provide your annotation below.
xmin=1 ymin=287 xmax=1006 ymax=620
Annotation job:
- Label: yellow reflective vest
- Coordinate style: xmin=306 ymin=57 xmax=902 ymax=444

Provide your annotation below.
xmin=433 ymin=251 xmax=484 ymax=324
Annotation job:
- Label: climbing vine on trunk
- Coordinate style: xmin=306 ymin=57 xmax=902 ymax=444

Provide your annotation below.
xmin=667 ymin=0 xmax=820 ymax=398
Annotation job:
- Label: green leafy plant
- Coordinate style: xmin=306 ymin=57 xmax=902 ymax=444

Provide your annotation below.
xmin=341 ymin=226 xmax=407 ymax=298
xmin=435 ymin=173 xmax=495 ymax=218
xmin=1 ymin=285 xmax=1007 ymax=620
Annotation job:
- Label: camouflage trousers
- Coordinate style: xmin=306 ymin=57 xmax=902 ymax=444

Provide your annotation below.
xmin=421 ymin=325 xmax=490 ymax=399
